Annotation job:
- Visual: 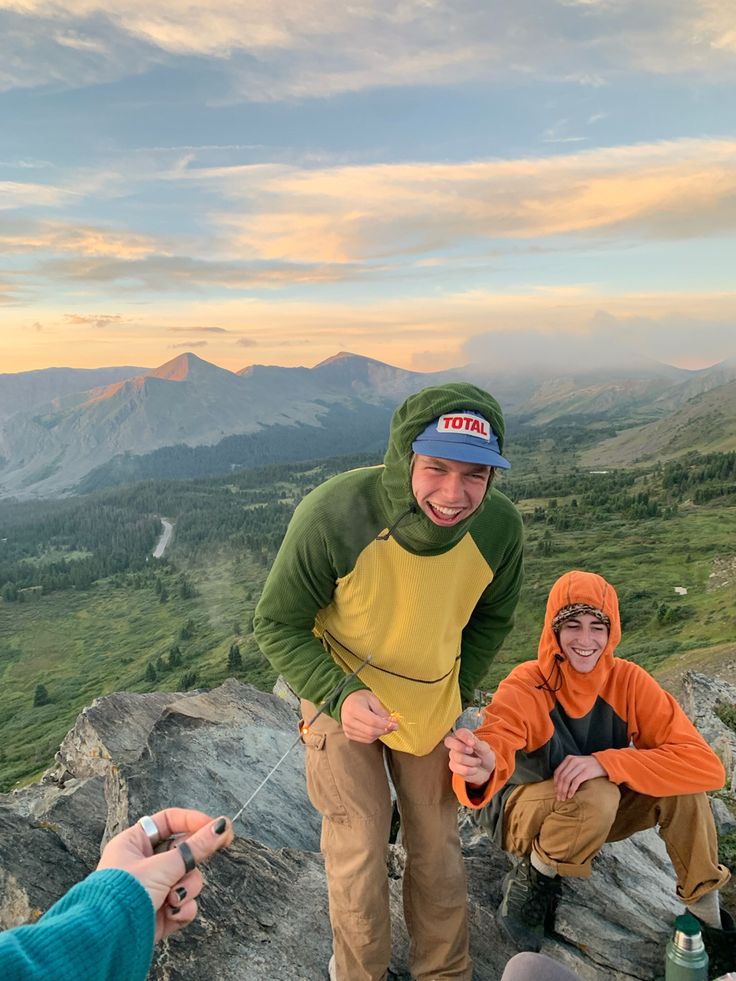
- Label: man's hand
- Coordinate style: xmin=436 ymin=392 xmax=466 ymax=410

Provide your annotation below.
xmin=553 ymin=755 xmax=607 ymax=801
xmin=444 ymin=728 xmax=496 ymax=787
xmin=340 ymin=690 xmax=399 ymax=743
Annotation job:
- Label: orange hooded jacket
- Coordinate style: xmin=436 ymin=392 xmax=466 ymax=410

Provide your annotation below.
xmin=453 ymin=571 xmax=726 ymax=826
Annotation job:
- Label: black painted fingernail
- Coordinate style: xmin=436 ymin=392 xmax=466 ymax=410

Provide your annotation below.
xmin=213 ymin=817 xmax=227 ymax=835
xmin=175 ymin=887 xmax=187 ymax=901
xmin=169 ymin=905 xmax=181 ymax=914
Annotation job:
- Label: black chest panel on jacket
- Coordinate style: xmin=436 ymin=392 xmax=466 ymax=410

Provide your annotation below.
xmin=514 ymin=695 xmax=629 ymax=784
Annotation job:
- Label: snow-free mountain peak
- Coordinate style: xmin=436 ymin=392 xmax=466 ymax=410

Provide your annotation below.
xmin=148 ymin=352 xmax=239 ymax=383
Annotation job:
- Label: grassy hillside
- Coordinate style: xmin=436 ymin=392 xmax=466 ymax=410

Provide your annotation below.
xmin=581 ymin=380 xmax=736 ymax=468
xmin=0 ymin=555 xmax=274 ymax=789
xmin=1 ymin=447 xmax=735 ymax=790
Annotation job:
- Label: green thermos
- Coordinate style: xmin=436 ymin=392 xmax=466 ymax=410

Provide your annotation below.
xmin=665 ymin=913 xmax=709 ymax=981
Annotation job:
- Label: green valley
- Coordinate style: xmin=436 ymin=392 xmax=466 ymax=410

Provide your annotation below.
xmin=1 ymin=440 xmax=735 ymax=791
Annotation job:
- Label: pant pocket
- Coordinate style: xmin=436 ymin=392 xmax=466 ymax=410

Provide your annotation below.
xmin=302 ymin=729 xmax=349 ymax=822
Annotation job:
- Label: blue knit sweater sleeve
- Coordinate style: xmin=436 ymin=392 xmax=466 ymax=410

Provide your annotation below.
xmin=0 ymin=868 xmax=155 ymax=980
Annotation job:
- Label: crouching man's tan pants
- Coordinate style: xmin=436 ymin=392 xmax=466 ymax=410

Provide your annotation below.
xmin=300 ymin=700 xmax=472 ymax=981
xmin=502 ymin=776 xmax=731 ymax=903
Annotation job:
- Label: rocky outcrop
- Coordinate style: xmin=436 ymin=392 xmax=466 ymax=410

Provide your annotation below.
xmin=682 ymin=671 xmax=736 ymax=794
xmin=0 ymin=675 xmax=734 ymax=980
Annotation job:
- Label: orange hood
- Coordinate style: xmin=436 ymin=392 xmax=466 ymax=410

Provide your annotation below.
xmin=537 ymin=570 xmax=622 ymax=703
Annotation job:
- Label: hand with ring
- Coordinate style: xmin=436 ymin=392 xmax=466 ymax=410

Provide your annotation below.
xmin=97 ymin=807 xmax=234 ymax=941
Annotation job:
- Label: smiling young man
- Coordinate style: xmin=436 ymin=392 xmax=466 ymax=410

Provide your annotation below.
xmin=410 ymin=454 xmax=492 ymax=526
xmin=254 ymin=383 xmax=524 ymax=981
xmin=446 ymin=570 xmax=733 ymax=969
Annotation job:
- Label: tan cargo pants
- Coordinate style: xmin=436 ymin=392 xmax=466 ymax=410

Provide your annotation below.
xmin=502 ymin=776 xmax=731 ymax=903
xmin=301 ymin=700 xmax=472 ymax=981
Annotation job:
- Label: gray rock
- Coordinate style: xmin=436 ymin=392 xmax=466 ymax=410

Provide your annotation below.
xmin=712 ymin=797 xmax=736 ymax=836
xmin=272 ymin=675 xmax=300 ymax=713
xmin=150 ymin=839 xmax=333 ymax=981
xmin=13 ymin=775 xmax=108 ymax=869
xmin=681 ymin=672 xmax=736 ymax=793
xmin=0 ymin=805 xmax=89 ymax=929
xmin=50 ymin=689 xmax=175 ymax=781
xmin=1 ymin=676 xmax=733 ymax=980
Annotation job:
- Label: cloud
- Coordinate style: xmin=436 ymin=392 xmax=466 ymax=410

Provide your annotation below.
xmin=1 ymin=1 xmax=734 ymax=97
xmin=39 ymin=253 xmax=364 ymax=292
xmin=0 ymin=214 xmax=368 ymax=300
xmin=0 ymin=7 xmax=159 ymax=93
xmin=0 ymin=180 xmax=70 ymax=209
xmin=235 ymin=337 xmax=257 ymax=347
xmin=464 ymin=327 xmax=624 ymax=373
xmin=187 ymin=138 xmax=736 ymax=264
xmin=0 ymin=221 xmax=161 ymax=258
xmin=53 ymin=29 xmax=108 ymax=53
xmin=63 ymin=313 xmax=125 ymax=328
xmin=589 ymin=310 xmax=736 ymax=367
xmin=168 ymin=325 xmax=229 ymax=333
xmin=2 ymin=137 xmax=735 ymax=315
xmin=0 ymin=158 xmax=53 ymax=169
xmin=170 ymin=340 xmax=208 ymax=348
xmin=409 ymin=348 xmax=462 ymax=372
xmin=461 ymin=299 xmax=736 ymax=371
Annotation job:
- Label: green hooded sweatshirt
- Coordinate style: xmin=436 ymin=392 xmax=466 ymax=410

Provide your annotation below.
xmin=254 ymin=383 xmax=524 ymax=755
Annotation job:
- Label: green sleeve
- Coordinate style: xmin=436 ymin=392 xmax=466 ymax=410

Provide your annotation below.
xmin=458 ymin=501 xmax=524 ymax=703
xmin=253 ymin=482 xmax=371 ymax=720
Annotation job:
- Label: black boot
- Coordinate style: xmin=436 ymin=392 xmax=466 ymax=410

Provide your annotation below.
xmin=696 ymin=908 xmax=736 ymax=978
xmin=496 ymin=856 xmax=561 ymax=952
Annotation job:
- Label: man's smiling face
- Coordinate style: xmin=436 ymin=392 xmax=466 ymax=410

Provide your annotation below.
xmin=557 ymin=613 xmax=609 ymax=673
xmin=411 ymin=454 xmax=491 ymax=527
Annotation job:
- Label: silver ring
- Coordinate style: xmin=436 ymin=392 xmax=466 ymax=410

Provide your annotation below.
xmin=177 ymin=840 xmax=196 ymax=874
xmin=138 ymin=814 xmax=161 ymax=848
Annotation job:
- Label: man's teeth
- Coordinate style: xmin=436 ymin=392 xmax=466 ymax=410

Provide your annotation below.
xmin=431 ymin=504 xmax=462 ymax=516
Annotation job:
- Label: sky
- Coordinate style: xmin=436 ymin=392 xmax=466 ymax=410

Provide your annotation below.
xmin=1 ymin=0 xmax=736 ymax=376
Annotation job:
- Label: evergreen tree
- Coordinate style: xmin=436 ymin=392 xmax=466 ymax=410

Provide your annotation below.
xmin=227 ymin=643 xmax=242 ymax=671
xmin=538 ymin=530 xmax=554 ymax=556
xmin=145 ymin=661 xmax=157 ymax=682
xmin=33 ymin=683 xmax=49 ymax=707
xmin=179 ymin=618 xmax=195 ymax=641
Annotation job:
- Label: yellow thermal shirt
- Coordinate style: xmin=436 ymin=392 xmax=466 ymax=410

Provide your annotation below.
xmin=313 ymin=531 xmax=494 ymax=755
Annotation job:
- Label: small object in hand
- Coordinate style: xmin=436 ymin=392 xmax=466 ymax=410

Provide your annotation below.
xmin=388 ymin=710 xmax=413 ymax=728
xmin=138 ymin=814 xmax=161 ymax=848
xmin=176 ymin=840 xmax=196 ymax=874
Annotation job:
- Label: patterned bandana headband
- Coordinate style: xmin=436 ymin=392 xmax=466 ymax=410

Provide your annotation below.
xmin=551 ymin=603 xmax=611 ymax=633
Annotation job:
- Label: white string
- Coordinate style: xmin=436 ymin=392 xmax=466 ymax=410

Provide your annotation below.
xmin=230 ymin=654 xmax=373 ymax=825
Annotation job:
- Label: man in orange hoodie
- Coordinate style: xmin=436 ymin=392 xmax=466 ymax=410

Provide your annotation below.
xmin=446 ymin=570 xmax=733 ymax=968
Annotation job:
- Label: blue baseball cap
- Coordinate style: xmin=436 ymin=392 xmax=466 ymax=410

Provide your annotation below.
xmin=411 ymin=410 xmax=510 ymax=469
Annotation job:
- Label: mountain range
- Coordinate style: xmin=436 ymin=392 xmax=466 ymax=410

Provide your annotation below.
xmin=1 ymin=351 xmax=735 ymax=499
